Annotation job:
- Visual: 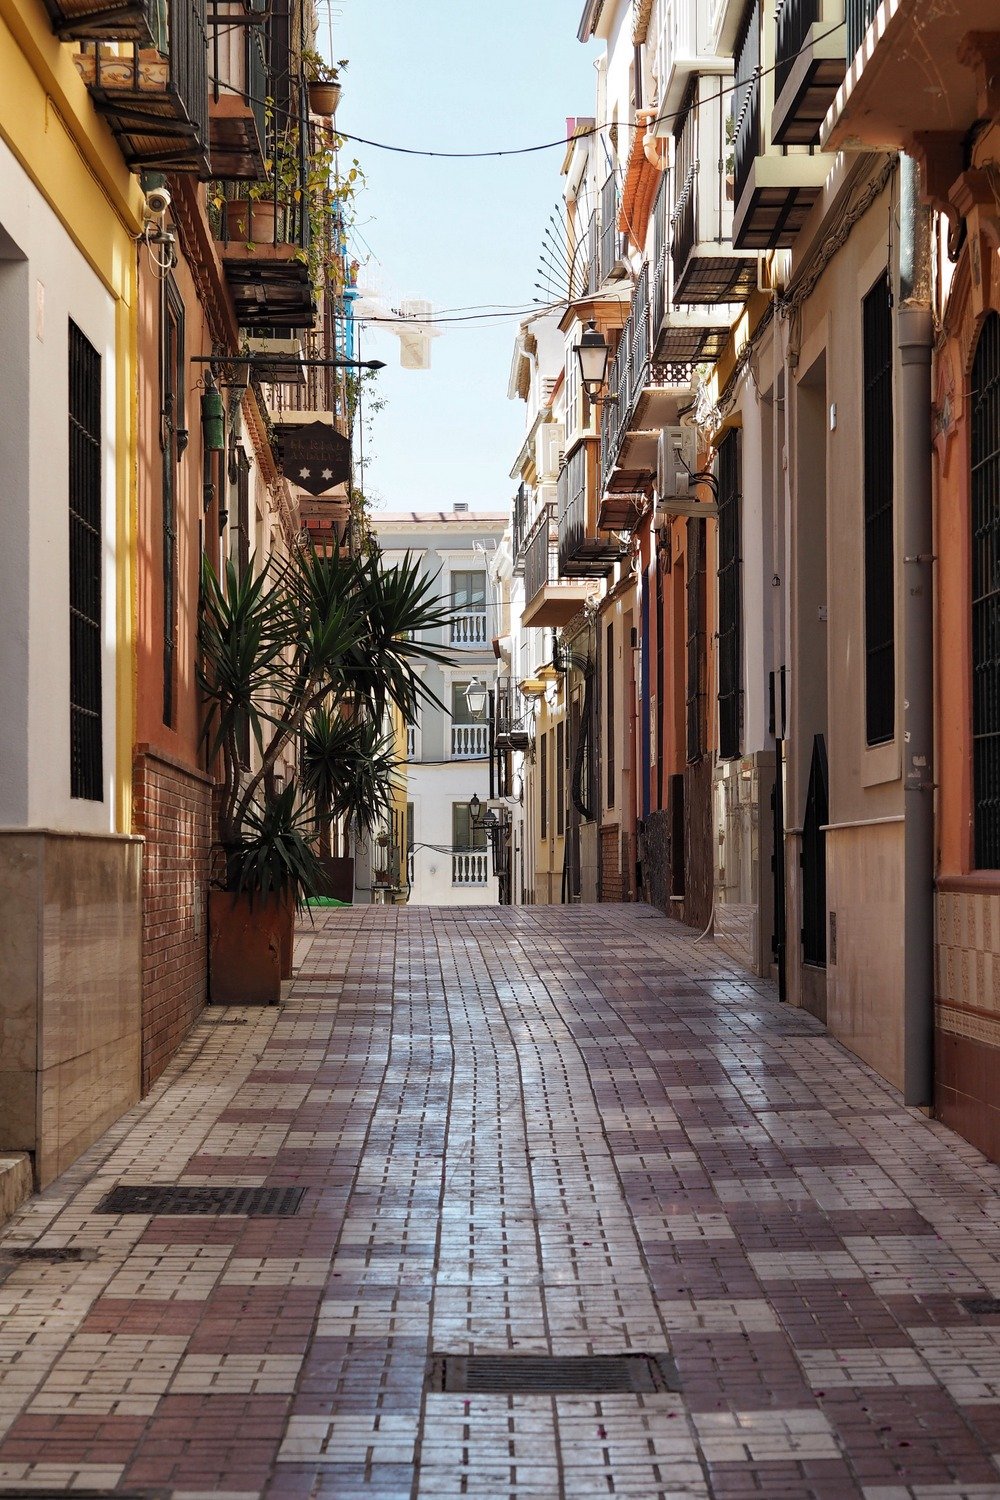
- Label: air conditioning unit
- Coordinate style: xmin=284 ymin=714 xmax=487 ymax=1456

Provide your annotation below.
xmin=656 ymin=425 xmax=700 ymax=500
xmin=537 ymin=422 xmax=566 ymax=481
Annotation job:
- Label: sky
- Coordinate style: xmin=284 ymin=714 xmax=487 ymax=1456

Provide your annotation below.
xmin=322 ymin=0 xmax=599 ymax=514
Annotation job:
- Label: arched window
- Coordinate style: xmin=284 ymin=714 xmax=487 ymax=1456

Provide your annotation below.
xmin=972 ymin=311 xmax=1000 ymax=867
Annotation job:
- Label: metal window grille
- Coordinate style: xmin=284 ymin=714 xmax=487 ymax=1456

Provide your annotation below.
xmin=556 ymin=720 xmax=565 ymax=837
xmin=606 ymin=621 xmax=615 ymax=807
xmin=862 ymin=273 xmax=895 ymax=746
xmin=671 ymin=81 xmax=698 ymax=294
xmin=540 ymin=731 xmax=548 ymax=839
xmin=972 ymin=311 xmax=1000 ymax=868
xmin=68 ymin=320 xmax=103 ymax=802
xmin=776 ymin=0 xmax=819 ymax=96
xmin=161 ymin=282 xmax=183 ymax=728
xmin=686 ymin=517 xmax=706 ymax=764
xmin=847 ymin=0 xmax=879 ymax=56
xmin=717 ymin=430 xmax=742 ymax=760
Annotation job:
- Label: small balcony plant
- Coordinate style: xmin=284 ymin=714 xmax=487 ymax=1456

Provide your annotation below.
xmin=301 ymin=48 xmax=346 ymax=117
xmin=199 ymin=544 xmax=453 ymax=1000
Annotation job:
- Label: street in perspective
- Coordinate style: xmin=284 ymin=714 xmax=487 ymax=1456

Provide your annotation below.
xmin=3 ymin=0 xmax=1000 ymax=1496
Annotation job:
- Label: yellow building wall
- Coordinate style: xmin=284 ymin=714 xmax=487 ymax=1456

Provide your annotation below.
xmin=0 ymin=0 xmax=143 ymax=834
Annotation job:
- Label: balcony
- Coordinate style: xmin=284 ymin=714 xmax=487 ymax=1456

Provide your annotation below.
xmin=451 ymin=723 xmax=490 ymax=759
xmin=598 ymin=171 xmax=625 ymax=285
xmin=601 ymin=263 xmax=694 ymax=494
xmin=450 ymin=612 xmax=488 ymax=648
xmin=653 ymin=0 xmax=732 ymax=114
xmin=823 ymin=0 xmax=998 ymax=155
xmin=73 ymin=0 xmax=210 ymax=174
xmin=648 ymin=174 xmax=735 ymax=364
xmin=772 ymin=0 xmax=846 ymax=145
xmin=213 ymin=149 xmax=315 ymax=329
xmin=452 ymin=850 xmax=489 ymax=887
xmin=522 ymin=504 xmax=593 ymax=630
xmin=670 ymin=74 xmax=758 ymax=303
xmin=731 ymin=1 xmax=832 ymax=250
xmin=46 ymin=0 xmax=153 ymax=41
xmin=512 ymin=483 xmax=529 ymax=574
xmin=557 ymin=439 xmax=620 ymax=577
xmin=208 ymin=7 xmax=268 ymax=179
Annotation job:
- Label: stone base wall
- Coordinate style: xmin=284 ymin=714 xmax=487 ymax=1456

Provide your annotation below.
xmin=0 ymin=830 xmax=141 ymax=1186
xmin=600 ymin=823 xmax=622 ymax=902
xmin=935 ymin=885 xmax=1000 ymax=1162
xmin=133 ymin=749 xmax=213 ymax=1092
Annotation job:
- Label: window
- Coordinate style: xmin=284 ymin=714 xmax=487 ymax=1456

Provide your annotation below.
xmin=452 ymin=802 xmax=487 ymax=852
xmin=451 ymin=570 xmax=486 ymax=610
xmin=68 ymin=320 xmax=103 ymax=802
xmin=606 ymin=621 xmax=615 ymax=807
xmin=452 ymin=681 xmax=474 ymax=722
xmin=161 ymin=280 xmax=184 ymax=727
xmin=863 ymin=272 xmax=895 ymax=746
xmin=686 ymin=517 xmax=706 ymax=763
xmin=556 ymin=720 xmax=565 ymax=837
xmin=717 ymin=429 xmax=742 ymax=760
xmin=972 ymin=311 xmax=1000 ymax=868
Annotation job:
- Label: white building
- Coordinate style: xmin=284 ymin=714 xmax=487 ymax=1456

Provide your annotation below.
xmin=371 ymin=507 xmax=507 ymax=906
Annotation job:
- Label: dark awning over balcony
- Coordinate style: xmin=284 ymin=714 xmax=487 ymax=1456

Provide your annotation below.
xmin=45 ymin=0 xmax=154 ymax=41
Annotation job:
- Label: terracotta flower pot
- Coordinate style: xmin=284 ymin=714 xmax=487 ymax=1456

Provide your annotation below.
xmin=307 ymin=79 xmax=341 ymax=117
xmin=224 ymin=198 xmax=277 ymax=245
xmin=209 ymin=889 xmax=292 ymax=1004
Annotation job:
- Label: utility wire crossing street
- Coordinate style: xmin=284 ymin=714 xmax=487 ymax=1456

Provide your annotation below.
xmin=1 ymin=905 xmax=1000 ymax=1498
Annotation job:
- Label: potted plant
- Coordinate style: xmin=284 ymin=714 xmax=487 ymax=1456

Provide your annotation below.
xmin=300 ymin=707 xmax=398 ymax=900
xmin=302 ymin=49 xmax=346 ymax=117
xmin=199 ymin=544 xmax=454 ymax=1003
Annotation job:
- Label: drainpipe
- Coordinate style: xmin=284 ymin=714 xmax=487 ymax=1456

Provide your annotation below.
xmin=898 ymin=153 xmax=934 ymax=1107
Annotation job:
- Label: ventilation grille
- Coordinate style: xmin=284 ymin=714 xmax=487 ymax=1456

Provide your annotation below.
xmin=95 ymin=1184 xmax=305 ymax=1216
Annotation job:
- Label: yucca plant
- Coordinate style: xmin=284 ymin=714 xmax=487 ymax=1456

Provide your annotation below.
xmin=199 ymin=544 xmax=454 ymax=904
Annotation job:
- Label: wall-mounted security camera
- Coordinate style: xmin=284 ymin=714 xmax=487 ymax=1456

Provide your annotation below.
xmin=145 ymin=185 xmax=171 ymax=217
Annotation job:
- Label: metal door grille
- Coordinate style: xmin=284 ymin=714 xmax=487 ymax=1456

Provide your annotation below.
xmin=68 ymin=321 xmax=103 ymax=801
xmin=972 ymin=311 xmax=1000 ymax=868
xmin=717 ymin=430 xmax=742 ymax=760
xmin=686 ymin=517 xmax=706 ymax=763
xmin=862 ymin=273 xmax=895 ymax=746
xmin=606 ymin=620 xmax=616 ymax=807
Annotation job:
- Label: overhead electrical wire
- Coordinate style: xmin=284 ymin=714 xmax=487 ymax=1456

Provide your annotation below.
xmin=330 ymin=20 xmax=846 ymax=160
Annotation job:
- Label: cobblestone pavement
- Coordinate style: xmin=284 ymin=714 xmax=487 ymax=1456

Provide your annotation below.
xmin=3 ymin=906 xmax=1000 ymax=1498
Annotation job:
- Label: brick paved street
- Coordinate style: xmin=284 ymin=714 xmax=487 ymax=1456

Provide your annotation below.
xmin=3 ymin=904 xmax=1000 ymax=1498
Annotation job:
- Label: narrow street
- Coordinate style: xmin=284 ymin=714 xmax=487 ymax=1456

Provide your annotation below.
xmin=2 ymin=905 xmax=1000 ymax=1500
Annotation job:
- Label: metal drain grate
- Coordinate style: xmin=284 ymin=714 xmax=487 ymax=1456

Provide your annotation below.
xmin=0 ymin=1246 xmax=99 ymax=1263
xmin=962 ymin=1296 xmax=1000 ymax=1316
xmin=95 ymin=1185 xmax=305 ymax=1217
xmin=429 ymin=1353 xmax=679 ymax=1394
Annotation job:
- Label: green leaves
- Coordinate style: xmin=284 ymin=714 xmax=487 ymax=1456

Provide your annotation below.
xmin=198 ymin=544 xmax=460 ymax=899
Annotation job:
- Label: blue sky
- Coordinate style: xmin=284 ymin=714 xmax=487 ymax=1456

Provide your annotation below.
xmin=324 ymin=1 xmax=598 ymax=513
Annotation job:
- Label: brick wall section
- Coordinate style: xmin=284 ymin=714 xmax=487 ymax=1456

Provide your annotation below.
xmin=600 ymin=823 xmax=622 ymax=902
xmin=133 ymin=749 xmax=214 ymax=1092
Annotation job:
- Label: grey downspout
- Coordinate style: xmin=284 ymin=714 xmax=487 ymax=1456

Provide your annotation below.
xmin=898 ymin=153 xmax=935 ymax=1107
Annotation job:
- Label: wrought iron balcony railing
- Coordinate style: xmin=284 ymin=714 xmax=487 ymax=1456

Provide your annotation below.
xmin=846 ymin=0 xmax=878 ymax=56
xmin=512 ymin=482 xmax=529 ymax=572
xmin=523 ymin=505 xmax=557 ymax=607
xmin=732 ymin=3 xmax=761 ymax=215
xmin=75 ymin=0 xmax=209 ymax=173
xmin=776 ymin=0 xmax=818 ymax=95
xmin=598 ymin=171 xmax=621 ymax=285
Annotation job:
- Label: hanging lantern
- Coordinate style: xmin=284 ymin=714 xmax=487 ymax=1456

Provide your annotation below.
xmin=200 ymin=373 xmax=225 ymax=451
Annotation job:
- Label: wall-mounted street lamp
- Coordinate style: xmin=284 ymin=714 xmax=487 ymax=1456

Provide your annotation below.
xmin=574 ymin=319 xmax=610 ymax=403
xmin=465 ymin=677 xmax=489 ymax=721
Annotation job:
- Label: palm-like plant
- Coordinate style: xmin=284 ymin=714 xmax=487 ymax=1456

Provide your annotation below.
xmin=199 ymin=545 xmax=453 ymax=900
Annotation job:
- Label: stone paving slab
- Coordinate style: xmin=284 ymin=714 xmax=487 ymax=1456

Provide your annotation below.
xmin=1 ymin=905 xmax=1000 ymax=1497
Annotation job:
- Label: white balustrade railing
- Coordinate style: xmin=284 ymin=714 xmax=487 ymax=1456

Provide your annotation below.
xmin=452 ymin=850 xmax=489 ymax=886
xmin=406 ymin=724 xmax=416 ymax=758
xmin=451 ymin=723 xmax=489 ymax=758
xmin=450 ymin=611 xmax=488 ymax=647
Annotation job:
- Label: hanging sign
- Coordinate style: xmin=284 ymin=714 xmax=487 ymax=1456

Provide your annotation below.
xmin=281 ymin=422 xmax=351 ymax=496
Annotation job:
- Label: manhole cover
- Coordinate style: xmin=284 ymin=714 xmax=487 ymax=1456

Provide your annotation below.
xmin=962 ymin=1296 xmax=1000 ymax=1316
xmin=429 ymin=1353 xmax=679 ymax=1394
xmin=95 ymin=1185 xmax=305 ymax=1217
